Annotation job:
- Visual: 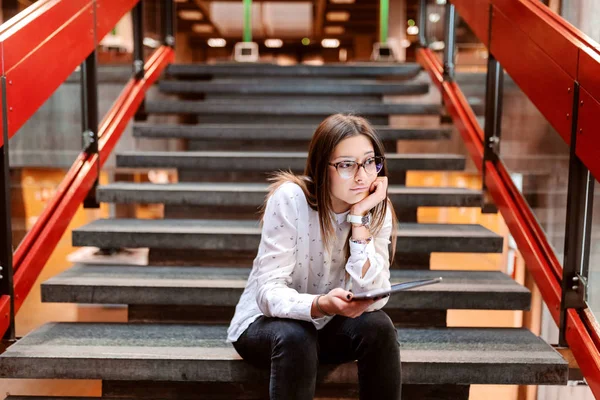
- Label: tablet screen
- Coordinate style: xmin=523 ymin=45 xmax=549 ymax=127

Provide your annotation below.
xmin=351 ymin=277 xmax=442 ymax=300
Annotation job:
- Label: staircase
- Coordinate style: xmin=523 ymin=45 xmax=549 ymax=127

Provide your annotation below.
xmin=0 ymin=62 xmax=568 ymax=399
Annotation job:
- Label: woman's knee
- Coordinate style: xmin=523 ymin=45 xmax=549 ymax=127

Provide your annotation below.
xmin=272 ymin=319 xmax=318 ymax=360
xmin=355 ymin=311 xmax=398 ymax=348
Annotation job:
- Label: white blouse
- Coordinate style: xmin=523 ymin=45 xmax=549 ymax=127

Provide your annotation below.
xmin=227 ymin=181 xmax=393 ymax=342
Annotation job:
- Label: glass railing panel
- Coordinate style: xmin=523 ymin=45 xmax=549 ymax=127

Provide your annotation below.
xmin=498 ymin=78 xmax=571 ymax=265
xmin=585 ymin=178 xmax=600 ymax=322
xmin=561 ymin=0 xmax=600 ymax=44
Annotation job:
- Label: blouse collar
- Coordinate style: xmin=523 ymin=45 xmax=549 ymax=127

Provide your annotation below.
xmin=333 ymin=209 xmax=351 ymax=225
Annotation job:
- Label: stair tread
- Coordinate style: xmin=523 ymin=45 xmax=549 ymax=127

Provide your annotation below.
xmin=116 ymin=151 xmax=467 ymax=172
xmin=72 ymin=219 xmax=503 ymax=253
xmin=166 ymin=63 xmax=423 ymax=78
xmin=42 ymin=265 xmax=530 ymax=310
xmin=0 ymin=322 xmax=567 ymax=385
xmin=132 ymin=123 xmax=453 ymax=141
xmin=75 ymin=219 xmax=500 ymax=237
xmin=158 ymin=80 xmax=429 ymax=95
xmin=144 ymin=99 xmax=443 ymax=116
xmin=97 ymin=182 xmax=483 ymax=208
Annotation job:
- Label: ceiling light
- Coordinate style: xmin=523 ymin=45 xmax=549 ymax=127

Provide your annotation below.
xmin=326 ymin=11 xmax=350 ymax=22
xmin=436 ymin=0 xmax=447 ymax=4
xmin=430 ymin=41 xmax=445 ymax=50
xmin=324 ymin=26 xmax=344 ymax=35
xmin=192 ymin=24 xmax=213 ymax=33
xmin=207 ymin=38 xmax=227 ymax=48
xmin=407 ymin=26 xmax=419 ymax=35
xmin=321 ymin=38 xmax=340 ymax=48
xmin=302 ymin=37 xmax=311 ymax=45
xmin=429 ymin=13 xmax=441 ymax=23
xmin=178 ymin=10 xmax=203 ymax=20
xmin=143 ymin=37 xmax=161 ymax=48
xmin=330 ymin=0 xmax=355 ymax=3
xmin=265 ymin=39 xmax=283 ymax=48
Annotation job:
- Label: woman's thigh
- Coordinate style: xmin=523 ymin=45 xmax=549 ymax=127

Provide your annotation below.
xmin=317 ymin=310 xmax=398 ymax=364
xmin=233 ymin=316 xmax=318 ymax=367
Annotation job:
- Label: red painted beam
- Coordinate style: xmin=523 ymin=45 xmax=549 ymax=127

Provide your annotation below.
xmin=0 ymin=0 xmax=142 ymax=148
xmin=450 ymin=0 xmax=600 ymax=183
xmin=418 ymin=46 xmax=600 ymax=398
xmin=451 ymin=0 xmax=490 ymax=47
xmin=566 ymin=309 xmax=600 ymax=396
xmin=488 ymin=5 xmax=574 ymax=143
xmin=2 ymin=47 xmax=174 ymax=339
xmin=576 ymin=76 xmax=600 ymax=184
xmin=96 ymin=0 xmax=139 ymax=42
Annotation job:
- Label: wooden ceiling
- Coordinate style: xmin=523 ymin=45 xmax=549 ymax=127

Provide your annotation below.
xmin=173 ymin=0 xmax=478 ymax=51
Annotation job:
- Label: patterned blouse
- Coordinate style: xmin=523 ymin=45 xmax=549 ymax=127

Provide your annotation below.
xmin=227 ymin=181 xmax=393 ymax=342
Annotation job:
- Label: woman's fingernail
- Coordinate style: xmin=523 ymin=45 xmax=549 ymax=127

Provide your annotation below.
xmin=347 ymin=294 xmax=352 ymax=300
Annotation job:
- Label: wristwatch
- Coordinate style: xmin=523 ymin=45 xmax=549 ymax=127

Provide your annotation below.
xmin=346 ymin=213 xmax=371 ymax=228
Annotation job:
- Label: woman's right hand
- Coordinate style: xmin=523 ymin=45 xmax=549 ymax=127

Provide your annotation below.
xmin=321 ymin=288 xmax=375 ymax=318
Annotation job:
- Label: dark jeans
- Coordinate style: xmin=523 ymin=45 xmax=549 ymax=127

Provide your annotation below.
xmin=233 ymin=310 xmax=401 ymax=400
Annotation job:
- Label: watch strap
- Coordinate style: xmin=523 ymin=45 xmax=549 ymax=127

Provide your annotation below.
xmin=346 ymin=213 xmax=371 ymax=227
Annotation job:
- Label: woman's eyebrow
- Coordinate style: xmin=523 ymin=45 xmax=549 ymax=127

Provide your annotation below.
xmin=332 ymin=151 xmax=375 ymax=161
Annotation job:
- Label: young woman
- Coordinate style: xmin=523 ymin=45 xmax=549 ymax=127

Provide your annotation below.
xmin=227 ymin=113 xmax=401 ymax=400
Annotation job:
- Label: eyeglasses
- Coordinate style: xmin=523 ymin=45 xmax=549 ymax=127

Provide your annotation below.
xmin=328 ymin=156 xmax=385 ymax=179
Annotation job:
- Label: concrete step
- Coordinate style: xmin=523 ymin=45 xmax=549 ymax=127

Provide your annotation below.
xmin=97 ymin=183 xmax=483 ymax=209
xmin=72 ymin=219 xmax=503 ymax=254
xmin=166 ymin=62 xmax=422 ymax=78
xmin=158 ymin=79 xmax=430 ymax=95
xmin=144 ymin=99 xmax=443 ymax=116
xmin=116 ymin=151 xmax=467 ymax=172
xmin=42 ymin=265 xmax=530 ymax=310
xmin=0 ymin=322 xmax=567 ymax=385
xmin=132 ymin=123 xmax=453 ymax=141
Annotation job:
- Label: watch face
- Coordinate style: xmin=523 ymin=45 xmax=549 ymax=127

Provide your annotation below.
xmin=361 ymin=214 xmax=371 ymax=226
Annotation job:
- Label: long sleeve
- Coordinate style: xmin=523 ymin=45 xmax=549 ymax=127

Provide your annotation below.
xmin=345 ymin=206 xmax=393 ymax=311
xmin=255 ymin=183 xmax=319 ymax=322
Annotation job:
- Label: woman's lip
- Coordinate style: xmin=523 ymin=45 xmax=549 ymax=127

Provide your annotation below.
xmin=351 ymin=187 xmax=368 ymax=192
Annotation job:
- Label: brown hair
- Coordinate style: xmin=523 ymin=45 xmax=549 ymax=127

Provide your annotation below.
xmin=262 ymin=113 xmax=398 ymax=260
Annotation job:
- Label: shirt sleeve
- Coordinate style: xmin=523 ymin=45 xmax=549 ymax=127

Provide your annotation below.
xmin=255 ymin=183 xmax=319 ymax=322
xmin=345 ymin=205 xmax=393 ymax=312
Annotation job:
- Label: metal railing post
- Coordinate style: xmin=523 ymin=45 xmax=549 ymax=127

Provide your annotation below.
xmin=243 ymin=0 xmax=252 ymax=43
xmin=417 ymin=0 xmax=429 ymax=48
xmin=559 ymin=81 xmax=593 ymax=347
xmin=442 ymin=1 xmax=456 ymax=82
xmin=80 ymin=47 xmax=100 ymax=207
xmin=164 ymin=0 xmax=175 ymax=47
xmin=379 ymin=0 xmax=389 ymax=44
xmin=133 ymin=0 xmax=145 ymax=80
xmin=132 ymin=0 xmax=147 ymax=121
xmin=0 ymin=76 xmax=15 ymax=343
xmin=481 ymin=52 xmax=504 ymax=213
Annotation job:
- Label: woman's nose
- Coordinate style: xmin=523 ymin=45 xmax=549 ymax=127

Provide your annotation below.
xmin=355 ymin=164 xmax=368 ymax=181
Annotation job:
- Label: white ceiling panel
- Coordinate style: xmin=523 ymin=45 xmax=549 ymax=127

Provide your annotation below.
xmin=210 ymin=2 xmax=313 ymax=38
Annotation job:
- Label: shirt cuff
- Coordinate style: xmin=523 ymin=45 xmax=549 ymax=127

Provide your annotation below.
xmin=347 ymin=240 xmax=382 ymax=288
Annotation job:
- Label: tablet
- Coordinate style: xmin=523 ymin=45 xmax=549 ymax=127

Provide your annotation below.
xmin=351 ymin=277 xmax=443 ymax=300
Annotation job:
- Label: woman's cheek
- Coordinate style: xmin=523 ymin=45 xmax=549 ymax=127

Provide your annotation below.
xmin=353 ymin=190 xmax=370 ymax=204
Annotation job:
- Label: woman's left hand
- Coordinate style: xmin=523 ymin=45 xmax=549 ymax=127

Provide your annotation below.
xmin=351 ymin=176 xmax=388 ymax=216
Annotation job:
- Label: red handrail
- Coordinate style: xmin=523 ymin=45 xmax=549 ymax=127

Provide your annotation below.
xmin=450 ymin=0 xmax=600 ymax=186
xmin=0 ymin=0 xmax=139 ymax=147
xmin=1 ymin=46 xmax=174 ymax=337
xmin=418 ymin=45 xmax=600 ymax=397
xmin=0 ymin=0 xmax=175 ymax=338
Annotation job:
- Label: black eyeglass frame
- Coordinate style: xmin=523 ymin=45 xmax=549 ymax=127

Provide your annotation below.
xmin=328 ymin=156 xmax=386 ymax=179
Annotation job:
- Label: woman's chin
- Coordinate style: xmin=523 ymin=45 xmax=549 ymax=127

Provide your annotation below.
xmin=349 ymin=191 xmax=370 ymax=204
